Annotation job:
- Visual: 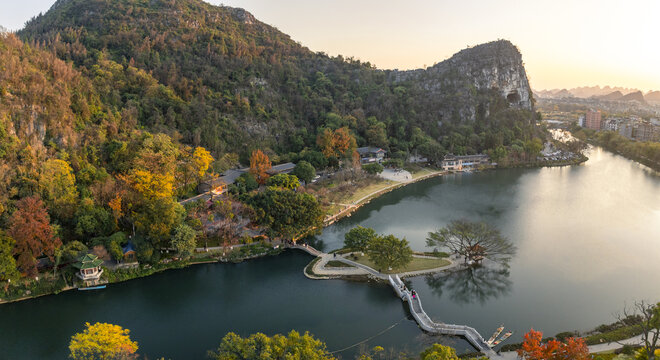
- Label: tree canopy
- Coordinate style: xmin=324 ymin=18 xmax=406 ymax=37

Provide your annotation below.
xmin=367 ymin=234 xmax=413 ymax=271
xmin=427 ymin=220 xmax=516 ymax=265
xmin=517 ymin=329 xmax=588 ymax=360
xmin=69 ymin=322 xmax=139 ymax=360
xmin=208 ymin=330 xmax=334 ymax=360
xmin=292 ymin=161 xmax=316 ymax=184
xmin=344 ymin=226 xmax=377 ymax=252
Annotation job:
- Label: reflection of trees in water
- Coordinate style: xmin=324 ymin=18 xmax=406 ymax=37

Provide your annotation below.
xmin=424 ymin=265 xmax=512 ymax=305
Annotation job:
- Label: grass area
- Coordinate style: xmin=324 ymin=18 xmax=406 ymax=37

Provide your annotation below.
xmin=324 ymin=203 xmax=344 ymax=216
xmin=347 ymin=254 xmax=450 ymax=274
xmin=325 ymin=260 xmax=354 ymax=268
xmin=583 ymin=325 xmax=643 ymax=346
xmin=410 ymin=168 xmax=441 ymax=180
xmin=304 ymin=257 xmax=321 ymax=276
xmin=343 ymin=179 xmax=393 ymax=204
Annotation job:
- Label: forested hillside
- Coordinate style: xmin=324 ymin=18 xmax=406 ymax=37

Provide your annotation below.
xmin=19 ymin=0 xmax=539 ymax=161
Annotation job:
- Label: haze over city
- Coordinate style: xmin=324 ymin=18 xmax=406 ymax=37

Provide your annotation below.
xmin=2 ymin=0 xmax=659 ymax=92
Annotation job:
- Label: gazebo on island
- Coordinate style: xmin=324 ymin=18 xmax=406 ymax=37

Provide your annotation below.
xmin=74 ymin=254 xmax=104 ymax=282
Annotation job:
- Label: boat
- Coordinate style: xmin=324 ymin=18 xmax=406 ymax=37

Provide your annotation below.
xmin=491 ymin=331 xmax=513 ymax=347
xmin=78 ymin=285 xmax=106 ymax=291
xmin=486 ymin=325 xmax=504 ymax=345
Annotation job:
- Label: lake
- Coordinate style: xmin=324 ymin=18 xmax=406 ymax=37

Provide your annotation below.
xmin=1 ymin=146 xmax=659 ymax=359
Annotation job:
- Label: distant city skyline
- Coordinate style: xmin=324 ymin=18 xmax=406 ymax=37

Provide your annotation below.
xmin=2 ymin=0 xmax=659 ymax=92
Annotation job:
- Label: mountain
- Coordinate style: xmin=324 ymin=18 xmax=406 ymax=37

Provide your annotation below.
xmin=619 ymin=90 xmax=647 ymax=104
xmin=18 ymin=0 xmax=535 ymax=159
xmin=645 ymin=91 xmax=660 ymax=103
xmin=597 ymin=91 xmax=624 ymax=101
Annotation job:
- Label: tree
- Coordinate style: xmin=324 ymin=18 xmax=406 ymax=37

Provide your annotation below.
xmin=208 ymin=330 xmax=334 ymax=360
xmin=426 ymin=220 xmax=516 ymax=265
xmin=617 ymin=301 xmax=660 ymax=360
xmin=132 ymin=197 xmax=185 ymax=246
xmin=362 ymin=163 xmax=384 ymax=175
xmin=0 ymin=232 xmax=19 ymax=281
xmin=232 ymin=173 xmax=259 ymax=194
xmin=344 ymin=226 xmax=377 ymax=252
xmin=69 ymin=322 xmax=138 ymax=360
xmin=54 ymin=240 xmax=88 ymax=275
xmin=125 ymin=169 xmax=175 ymax=200
xmin=317 ymin=127 xmax=356 ymax=159
xmin=266 ymin=174 xmax=299 ymax=190
xmin=171 ymin=224 xmax=197 ymax=259
xmin=74 ymin=198 xmax=114 ymax=239
xmin=292 ymin=161 xmax=315 ymax=184
xmin=246 ymin=188 xmax=323 ymax=240
xmin=517 ymin=329 xmax=588 ymax=360
xmin=8 ymin=196 xmax=61 ymax=276
xmin=39 ymin=159 xmax=79 ymax=219
xmin=419 ymin=344 xmax=487 ymax=360
xmin=192 ymin=146 xmax=214 ymax=178
xmin=367 ymin=234 xmax=413 ymax=271
xmin=250 ymin=149 xmax=272 ymax=184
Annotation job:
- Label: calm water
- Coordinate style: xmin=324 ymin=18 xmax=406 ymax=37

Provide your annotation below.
xmin=2 ymin=147 xmax=659 ymax=359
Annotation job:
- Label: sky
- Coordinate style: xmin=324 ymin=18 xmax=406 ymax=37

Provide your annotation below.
xmin=2 ymin=0 xmax=659 ymax=92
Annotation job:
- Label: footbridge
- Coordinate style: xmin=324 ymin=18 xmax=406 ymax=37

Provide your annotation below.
xmin=388 ymin=275 xmax=503 ymax=360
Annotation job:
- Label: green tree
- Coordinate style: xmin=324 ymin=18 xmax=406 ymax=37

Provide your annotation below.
xmin=367 ymin=234 xmax=413 ymax=271
xmin=426 ymin=220 xmax=516 ymax=265
xmin=69 ymin=322 xmax=138 ymax=360
xmin=246 ymin=188 xmax=323 ymax=240
xmin=171 ymin=224 xmax=197 ymax=259
xmin=344 ymin=226 xmax=377 ymax=252
xmin=292 ymin=161 xmax=316 ymax=184
xmin=232 ymin=172 xmax=259 ymax=194
xmin=133 ymin=197 xmax=185 ymax=246
xmin=0 ymin=232 xmax=19 ymax=281
xmin=266 ymin=174 xmax=300 ymax=190
xmin=361 ymin=163 xmax=384 ymax=175
xmin=208 ymin=330 xmax=334 ymax=360
xmin=74 ymin=198 xmax=114 ymax=239
xmin=54 ymin=241 xmax=88 ymax=275
xmin=420 ymin=344 xmax=459 ymax=360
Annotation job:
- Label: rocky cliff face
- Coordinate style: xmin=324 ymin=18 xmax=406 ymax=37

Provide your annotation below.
xmin=389 ymin=40 xmax=533 ymax=122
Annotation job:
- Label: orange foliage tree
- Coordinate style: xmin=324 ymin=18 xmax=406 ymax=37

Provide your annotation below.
xmin=317 ymin=127 xmax=356 ymax=159
xmin=8 ymin=196 xmax=62 ymax=277
xmin=249 ymin=149 xmax=272 ymax=184
xmin=517 ymin=329 xmax=589 ymax=360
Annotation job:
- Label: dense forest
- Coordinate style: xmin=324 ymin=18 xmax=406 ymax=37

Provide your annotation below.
xmin=0 ymin=0 xmax=543 ymax=287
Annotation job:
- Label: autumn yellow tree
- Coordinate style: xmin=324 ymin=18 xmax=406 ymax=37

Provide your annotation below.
xmin=39 ymin=159 xmax=79 ymax=219
xmin=249 ymin=149 xmax=272 ymax=184
xmin=69 ymin=322 xmax=138 ymax=360
xmin=125 ymin=169 xmax=174 ymax=200
xmin=192 ymin=146 xmax=214 ymax=178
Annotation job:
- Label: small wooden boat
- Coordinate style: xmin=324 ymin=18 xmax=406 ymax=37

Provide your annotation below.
xmin=487 ymin=325 xmax=504 ymax=345
xmin=491 ymin=331 xmax=513 ymax=346
xmin=78 ymin=285 xmax=106 ymax=291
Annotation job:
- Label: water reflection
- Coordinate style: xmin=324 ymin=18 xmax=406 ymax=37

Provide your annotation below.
xmin=424 ymin=265 xmax=512 ymax=305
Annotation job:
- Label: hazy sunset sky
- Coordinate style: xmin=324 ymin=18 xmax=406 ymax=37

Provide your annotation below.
xmin=2 ymin=0 xmax=659 ymax=91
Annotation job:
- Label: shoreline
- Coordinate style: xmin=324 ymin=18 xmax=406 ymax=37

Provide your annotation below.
xmin=0 ymin=159 xmax=585 ymax=305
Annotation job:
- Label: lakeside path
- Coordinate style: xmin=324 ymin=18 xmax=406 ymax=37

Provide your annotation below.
xmin=294 ymin=244 xmax=460 ymax=280
xmin=324 ymin=168 xmax=443 ymax=225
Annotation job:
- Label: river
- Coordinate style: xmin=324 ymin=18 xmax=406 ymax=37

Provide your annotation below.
xmin=1 ymin=146 xmax=659 ymax=359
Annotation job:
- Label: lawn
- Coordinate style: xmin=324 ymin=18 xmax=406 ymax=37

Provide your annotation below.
xmin=411 ymin=168 xmax=441 ymax=180
xmin=343 ymin=179 xmax=394 ymax=203
xmin=347 ymin=254 xmax=450 ymax=274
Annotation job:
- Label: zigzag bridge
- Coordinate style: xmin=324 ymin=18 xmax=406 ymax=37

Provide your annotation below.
xmin=388 ymin=274 xmax=504 ymax=359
